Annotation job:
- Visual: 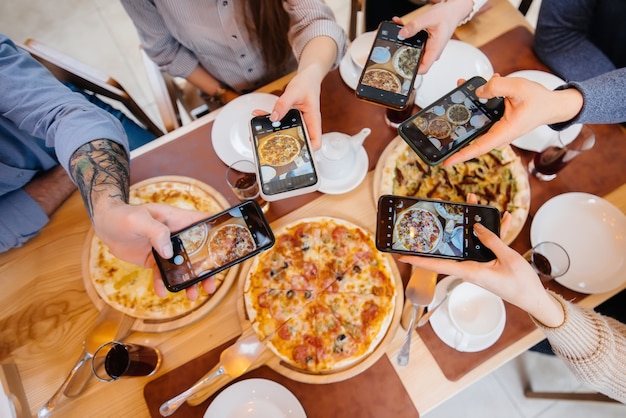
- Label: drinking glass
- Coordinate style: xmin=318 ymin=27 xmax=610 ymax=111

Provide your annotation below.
xmin=91 ymin=341 xmax=162 ymax=382
xmin=385 ymin=84 xmax=419 ymax=129
xmin=528 ymin=124 xmax=595 ymax=181
xmin=225 ymin=160 xmax=269 ymax=213
xmin=523 ymin=241 xmax=570 ymax=284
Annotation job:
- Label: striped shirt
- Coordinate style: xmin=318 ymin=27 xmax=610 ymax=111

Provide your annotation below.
xmin=121 ymin=0 xmax=348 ymax=93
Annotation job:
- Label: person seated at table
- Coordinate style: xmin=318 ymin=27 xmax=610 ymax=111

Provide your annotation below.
xmin=120 ymin=0 xmax=348 ymax=148
xmin=0 ymin=33 xmax=209 ymax=300
xmin=533 ymin=0 xmax=626 ymax=82
xmin=395 ymin=0 xmax=626 ymax=166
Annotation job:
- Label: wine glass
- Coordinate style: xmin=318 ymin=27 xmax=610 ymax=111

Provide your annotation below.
xmin=523 ymin=241 xmax=570 ymax=284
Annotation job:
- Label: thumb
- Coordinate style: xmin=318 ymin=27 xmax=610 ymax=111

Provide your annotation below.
xmin=472 ymin=223 xmax=510 ymax=258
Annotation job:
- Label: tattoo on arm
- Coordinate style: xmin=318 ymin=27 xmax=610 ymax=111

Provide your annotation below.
xmin=68 ymin=140 xmax=130 ymax=221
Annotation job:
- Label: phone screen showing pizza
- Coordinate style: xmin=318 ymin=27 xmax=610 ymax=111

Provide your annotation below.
xmin=156 ymin=202 xmax=274 ymax=290
xmin=413 ymin=84 xmax=492 ymax=154
xmin=356 ymin=22 xmax=426 ymax=108
xmin=376 ymin=196 xmax=499 ymax=261
xmin=251 ymin=109 xmax=317 ymax=196
xmin=398 ymin=77 xmax=504 ymax=165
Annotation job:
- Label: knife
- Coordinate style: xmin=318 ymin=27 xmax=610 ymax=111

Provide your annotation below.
xmin=38 ymin=305 xmax=135 ymax=417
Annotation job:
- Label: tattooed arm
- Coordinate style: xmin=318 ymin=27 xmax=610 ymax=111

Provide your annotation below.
xmin=68 ymin=139 xmax=212 ymax=300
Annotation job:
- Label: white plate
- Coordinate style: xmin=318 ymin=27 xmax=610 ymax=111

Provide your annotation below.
xmin=339 ymin=52 xmax=362 ymax=90
xmin=211 ymin=93 xmax=279 ymax=167
xmin=316 ymin=146 xmax=368 ymax=195
xmin=350 ymin=31 xmax=377 ymax=69
xmin=429 ymin=276 xmax=506 ymax=352
xmin=531 ymin=193 xmax=626 ymax=294
xmin=417 ymin=40 xmax=493 ymax=109
xmin=505 ymin=70 xmax=581 ymax=152
xmin=204 ymin=378 xmax=306 ymax=418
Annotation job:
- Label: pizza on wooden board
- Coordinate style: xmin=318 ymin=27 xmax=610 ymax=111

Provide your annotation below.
xmin=244 ymin=217 xmax=397 ymax=373
xmin=87 ymin=177 xmax=228 ymax=320
xmin=377 ymin=140 xmax=530 ymax=244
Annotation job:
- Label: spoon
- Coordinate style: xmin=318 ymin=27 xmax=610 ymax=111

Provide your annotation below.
xmin=159 ymin=332 xmax=266 ymax=417
xmin=417 ymin=278 xmax=463 ymax=327
xmin=397 ymin=268 xmax=437 ymax=367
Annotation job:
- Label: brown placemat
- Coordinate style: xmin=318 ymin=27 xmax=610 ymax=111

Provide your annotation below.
xmin=416 ymin=301 xmax=535 ymax=381
xmin=144 ymin=337 xmax=419 ymax=418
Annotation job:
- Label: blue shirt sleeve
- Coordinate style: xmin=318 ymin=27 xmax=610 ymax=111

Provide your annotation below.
xmin=0 ymin=33 xmax=130 ymax=251
xmin=0 ymin=34 xmax=129 ymax=174
xmin=0 ymin=189 xmax=49 ymax=252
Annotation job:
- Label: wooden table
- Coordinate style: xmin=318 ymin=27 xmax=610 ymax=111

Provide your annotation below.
xmin=1 ymin=1 xmax=625 ymax=416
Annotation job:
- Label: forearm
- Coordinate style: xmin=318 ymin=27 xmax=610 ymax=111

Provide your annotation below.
xmin=22 ymin=165 xmax=77 ymax=216
xmin=296 ymin=36 xmax=337 ymax=84
xmin=68 ymin=139 xmax=130 ymax=224
xmin=533 ymin=293 xmax=626 ymax=403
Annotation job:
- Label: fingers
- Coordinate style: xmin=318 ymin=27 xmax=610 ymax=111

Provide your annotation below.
xmin=202 ymin=277 xmax=217 ymax=294
xmin=185 ymin=285 xmax=199 ymax=301
xmin=500 ymin=211 xmax=512 ymax=239
xmin=398 ymin=255 xmax=473 ymax=279
xmin=472 ymin=223 xmax=514 ymax=260
xmin=151 ymin=265 xmax=168 ymax=298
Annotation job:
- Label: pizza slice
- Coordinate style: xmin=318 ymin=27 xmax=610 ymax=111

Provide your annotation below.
xmin=269 ymin=301 xmax=320 ymax=372
xmin=244 ymin=287 xmax=315 ymax=340
xmin=318 ymin=291 xmax=394 ymax=348
xmin=310 ymin=302 xmax=362 ymax=371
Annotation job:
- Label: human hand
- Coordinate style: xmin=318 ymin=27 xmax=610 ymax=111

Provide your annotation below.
xmin=269 ymin=68 xmax=323 ymax=150
xmin=394 ymin=0 xmax=472 ymax=73
xmin=442 ymin=74 xmax=584 ymax=166
xmin=92 ymin=202 xmax=216 ymax=300
xmin=399 ymin=198 xmax=564 ymax=327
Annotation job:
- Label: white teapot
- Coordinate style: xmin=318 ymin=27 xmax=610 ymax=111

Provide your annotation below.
xmin=315 ymin=128 xmax=371 ymax=180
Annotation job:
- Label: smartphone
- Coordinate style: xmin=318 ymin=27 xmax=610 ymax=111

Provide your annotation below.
xmin=356 ymin=21 xmax=428 ymax=110
xmin=397 ymin=76 xmax=505 ymax=166
xmin=250 ymin=108 xmax=319 ymax=201
xmin=153 ymin=200 xmax=275 ymax=292
xmin=376 ymin=195 xmax=500 ymax=262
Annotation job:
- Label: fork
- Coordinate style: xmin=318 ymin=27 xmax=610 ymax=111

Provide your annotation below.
xmin=397 ymin=268 xmax=437 ymax=366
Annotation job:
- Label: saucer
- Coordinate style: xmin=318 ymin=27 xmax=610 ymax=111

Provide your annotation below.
xmin=317 ymin=147 xmax=369 ymax=195
xmin=204 ymin=378 xmax=306 ymax=418
xmin=428 ymin=276 xmax=506 ymax=352
xmin=211 ymin=92 xmax=278 ymax=167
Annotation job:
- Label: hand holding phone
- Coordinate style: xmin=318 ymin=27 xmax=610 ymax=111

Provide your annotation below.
xmin=376 ymin=195 xmax=500 ymax=262
xmin=250 ymin=108 xmax=319 ymax=201
xmin=398 ymin=76 xmax=505 ymax=166
xmin=356 ymin=21 xmax=428 ymax=110
xmin=153 ymin=200 xmax=275 ymax=292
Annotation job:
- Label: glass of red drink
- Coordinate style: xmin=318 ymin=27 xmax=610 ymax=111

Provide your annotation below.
xmin=528 ymin=124 xmax=595 ymax=181
xmin=225 ymin=160 xmax=269 ymax=213
xmin=92 ymin=341 xmax=162 ymax=382
xmin=523 ymin=241 xmax=570 ymax=284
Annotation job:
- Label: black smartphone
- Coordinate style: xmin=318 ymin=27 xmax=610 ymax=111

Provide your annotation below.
xmin=356 ymin=21 xmax=428 ymax=110
xmin=376 ymin=195 xmax=500 ymax=262
xmin=153 ymin=200 xmax=275 ymax=292
xmin=250 ymin=108 xmax=319 ymax=201
xmin=397 ymin=76 xmax=505 ymax=165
